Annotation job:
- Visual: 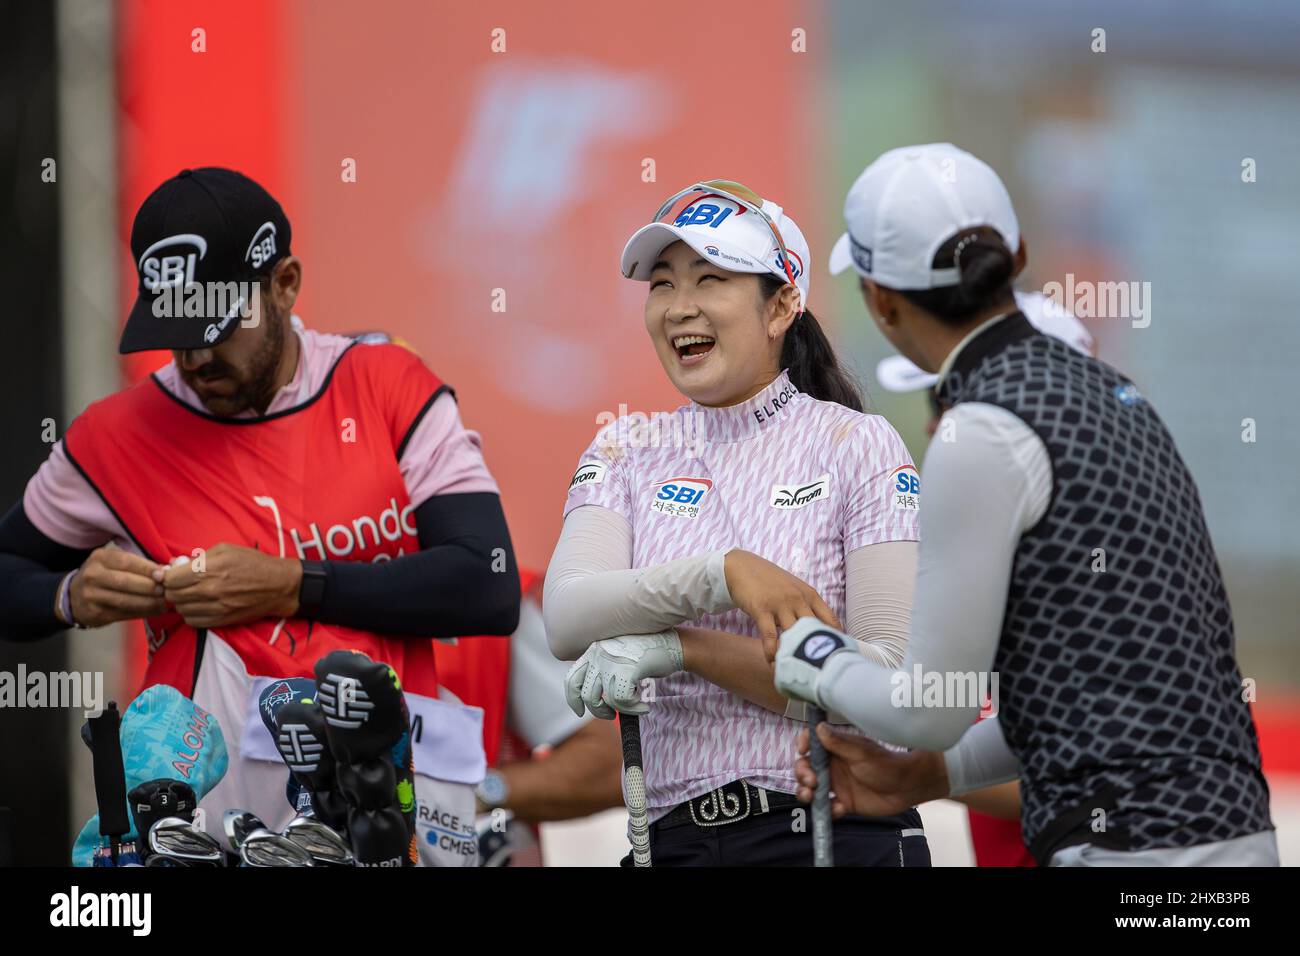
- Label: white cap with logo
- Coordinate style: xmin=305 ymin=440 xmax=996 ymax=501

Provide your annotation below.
xmin=828 ymin=143 xmax=1020 ymax=290
xmin=622 ymin=186 xmax=811 ymax=310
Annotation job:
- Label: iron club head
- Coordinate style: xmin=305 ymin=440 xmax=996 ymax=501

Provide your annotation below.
xmin=223 ymin=809 xmax=267 ymax=854
xmin=239 ymin=827 xmax=316 ymax=867
xmin=282 ymin=815 xmax=354 ymax=866
xmin=148 ymin=816 xmax=225 ymax=865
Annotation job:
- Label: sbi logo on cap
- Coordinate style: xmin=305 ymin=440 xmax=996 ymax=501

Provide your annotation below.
xmin=245 ymin=222 xmax=278 ymax=270
xmin=674 ymin=203 xmax=738 ymax=229
xmin=139 ymin=233 xmax=207 ymax=291
xmin=774 ymin=249 xmax=804 ymax=280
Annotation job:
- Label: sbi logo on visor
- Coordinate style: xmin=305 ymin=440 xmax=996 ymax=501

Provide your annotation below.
xmin=673 ymin=203 xmax=739 ymax=229
xmin=774 ymin=249 xmax=804 ymax=280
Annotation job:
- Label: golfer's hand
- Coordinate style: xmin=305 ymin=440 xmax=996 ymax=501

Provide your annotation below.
xmin=773 ymin=618 xmax=855 ymax=707
xmin=793 ymin=724 xmax=949 ymax=818
xmin=564 ymin=631 xmax=684 ymax=719
xmin=68 ymin=546 xmax=167 ymax=627
xmin=162 ymin=542 xmax=302 ymax=628
xmin=723 ymin=549 xmax=841 ymax=661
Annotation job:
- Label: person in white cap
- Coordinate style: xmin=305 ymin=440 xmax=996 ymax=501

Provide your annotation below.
xmin=544 ymin=180 xmax=931 ymax=865
xmin=773 ymin=144 xmax=1276 ymax=866
xmin=857 ymin=162 xmax=1094 ymax=868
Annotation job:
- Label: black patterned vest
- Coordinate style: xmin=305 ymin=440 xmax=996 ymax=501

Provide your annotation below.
xmin=935 ymin=313 xmax=1272 ymax=861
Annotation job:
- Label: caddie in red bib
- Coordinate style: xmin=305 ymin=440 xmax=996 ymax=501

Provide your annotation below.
xmin=66 ymin=331 xmax=444 ymax=696
xmin=5 ymin=168 xmax=521 ymax=864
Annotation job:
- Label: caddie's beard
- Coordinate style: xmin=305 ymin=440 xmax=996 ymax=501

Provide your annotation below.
xmin=185 ymin=306 xmax=287 ymax=417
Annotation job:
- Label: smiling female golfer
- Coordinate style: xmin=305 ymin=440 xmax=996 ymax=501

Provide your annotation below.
xmin=544 ymin=181 xmax=930 ymax=866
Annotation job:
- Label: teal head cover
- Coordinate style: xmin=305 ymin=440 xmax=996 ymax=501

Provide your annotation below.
xmin=72 ymin=683 xmax=227 ymax=865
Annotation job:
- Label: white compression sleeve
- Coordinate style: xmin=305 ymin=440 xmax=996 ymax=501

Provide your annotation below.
xmin=542 ymin=504 xmax=734 ymax=660
xmin=845 ymin=541 xmax=916 ymax=669
xmin=815 ymin=404 xmax=1051 ymax=751
xmin=943 ymin=717 xmax=1020 ymax=795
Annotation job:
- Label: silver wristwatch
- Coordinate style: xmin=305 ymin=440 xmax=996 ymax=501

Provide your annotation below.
xmin=475 ymin=769 xmax=510 ymax=809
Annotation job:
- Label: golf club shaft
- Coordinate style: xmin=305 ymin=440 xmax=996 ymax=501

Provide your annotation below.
xmin=807 ymin=706 xmax=833 ymax=867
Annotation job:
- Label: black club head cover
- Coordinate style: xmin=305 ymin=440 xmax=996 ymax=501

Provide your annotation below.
xmin=128 ymin=778 xmax=197 ymax=854
xmin=274 ymin=698 xmax=351 ymax=835
xmin=258 ymin=678 xmax=318 ymax=816
xmin=314 ymin=650 xmax=417 ymax=867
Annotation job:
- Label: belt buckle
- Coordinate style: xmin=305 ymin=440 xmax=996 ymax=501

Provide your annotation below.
xmin=688 ymin=782 xmax=752 ymax=827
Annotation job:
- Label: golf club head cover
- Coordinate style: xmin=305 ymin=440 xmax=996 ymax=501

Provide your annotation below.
xmin=274 ymin=698 xmax=350 ymax=834
xmin=128 ymin=778 xmax=198 ymax=857
xmin=314 ymin=650 xmax=417 ymax=867
xmin=72 ymin=685 xmax=227 ymax=866
xmin=259 ymin=678 xmax=321 ymax=816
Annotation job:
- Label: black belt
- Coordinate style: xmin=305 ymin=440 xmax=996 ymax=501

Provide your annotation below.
xmin=1028 ymin=783 xmax=1133 ymax=865
xmin=656 ymin=780 xmax=800 ymax=831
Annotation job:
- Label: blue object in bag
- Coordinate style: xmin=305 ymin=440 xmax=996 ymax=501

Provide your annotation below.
xmin=72 ymin=684 xmax=228 ymax=866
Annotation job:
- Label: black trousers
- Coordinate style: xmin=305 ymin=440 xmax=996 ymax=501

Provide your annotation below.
xmin=621 ymin=806 xmax=931 ymax=867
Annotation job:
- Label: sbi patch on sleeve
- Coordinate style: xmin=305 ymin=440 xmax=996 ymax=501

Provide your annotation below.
xmin=888 ymin=465 xmax=920 ymax=511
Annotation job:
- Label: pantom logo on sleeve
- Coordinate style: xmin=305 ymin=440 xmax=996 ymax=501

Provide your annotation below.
xmin=649 ymin=476 xmax=712 ymax=519
xmin=889 ymin=465 xmax=920 ymax=511
xmin=770 ymin=474 xmax=830 ymax=509
xmin=568 ymin=460 xmax=607 ymax=491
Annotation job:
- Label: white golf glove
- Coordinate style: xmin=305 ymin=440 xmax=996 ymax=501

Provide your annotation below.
xmin=564 ymin=630 xmax=684 ymax=719
xmin=774 ymin=617 xmax=855 ymax=708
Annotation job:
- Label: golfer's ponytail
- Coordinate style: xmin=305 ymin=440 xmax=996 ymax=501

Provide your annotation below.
xmin=761 ymin=275 xmax=864 ymax=412
xmin=899 ymin=226 xmax=1015 ymax=325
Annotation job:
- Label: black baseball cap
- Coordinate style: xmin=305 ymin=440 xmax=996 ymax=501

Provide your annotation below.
xmin=119 ymin=167 xmax=292 ymax=354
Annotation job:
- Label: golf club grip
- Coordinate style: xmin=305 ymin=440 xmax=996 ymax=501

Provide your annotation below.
xmin=620 ymin=713 xmax=651 ymax=867
xmin=807 ymin=706 xmax=833 ymax=867
xmin=89 ymin=702 xmax=130 ymax=840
